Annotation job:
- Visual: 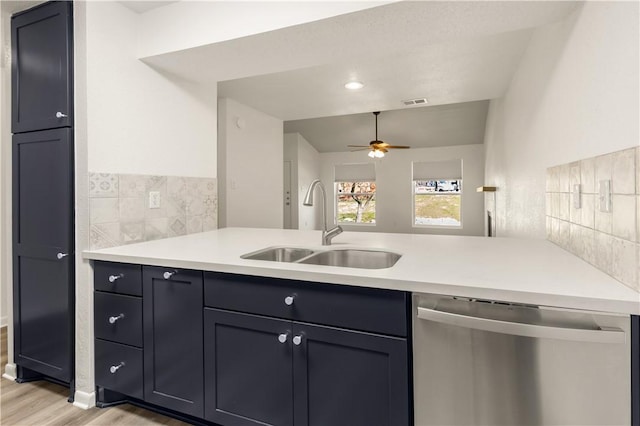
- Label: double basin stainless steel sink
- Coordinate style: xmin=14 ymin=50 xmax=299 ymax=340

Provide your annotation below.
xmin=241 ymin=246 xmax=401 ymax=269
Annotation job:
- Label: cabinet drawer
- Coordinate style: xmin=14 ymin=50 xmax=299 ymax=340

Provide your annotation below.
xmin=95 ymin=339 xmax=143 ymax=400
xmin=204 ymin=272 xmax=408 ymax=337
xmin=95 ymin=292 xmax=143 ymax=347
xmin=94 ymin=262 xmax=142 ymax=296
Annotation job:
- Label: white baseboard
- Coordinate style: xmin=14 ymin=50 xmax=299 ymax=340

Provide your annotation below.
xmin=73 ymin=390 xmax=96 ymax=410
xmin=0 ymin=316 xmax=7 ymax=327
xmin=2 ymin=363 xmax=17 ymax=381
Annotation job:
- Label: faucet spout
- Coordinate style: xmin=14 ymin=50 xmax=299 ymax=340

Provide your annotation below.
xmin=303 ymin=179 xmax=343 ymax=245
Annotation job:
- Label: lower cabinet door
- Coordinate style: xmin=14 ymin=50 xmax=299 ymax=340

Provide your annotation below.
xmin=292 ymin=323 xmax=410 ymax=426
xmin=204 ymin=308 xmax=294 ymax=426
xmin=143 ymin=267 xmax=203 ymax=417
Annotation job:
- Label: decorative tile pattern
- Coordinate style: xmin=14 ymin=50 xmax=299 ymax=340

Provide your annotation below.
xmin=119 ymin=174 xmax=146 ymax=198
xmin=546 ymin=147 xmax=639 ymax=291
xmin=89 ymin=173 xmax=118 ymax=198
xmin=89 ymin=198 xmax=119 ymax=224
xmin=89 ymin=172 xmax=217 ymax=249
xmin=90 ymin=222 xmax=120 ymax=249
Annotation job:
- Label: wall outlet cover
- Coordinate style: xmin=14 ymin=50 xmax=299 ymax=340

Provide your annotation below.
xmin=149 ymin=191 xmax=161 ymax=209
xmin=598 ymin=180 xmax=611 ymax=213
xmin=572 ymin=184 xmax=581 ymax=209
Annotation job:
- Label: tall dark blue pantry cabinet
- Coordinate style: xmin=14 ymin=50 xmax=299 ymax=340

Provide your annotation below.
xmin=11 ymin=0 xmax=75 ymax=393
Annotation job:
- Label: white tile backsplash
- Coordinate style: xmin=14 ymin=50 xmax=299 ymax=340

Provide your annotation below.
xmin=612 ymin=195 xmax=637 ymax=242
xmin=580 ymin=157 xmax=596 ymax=194
xmin=612 ymin=148 xmax=636 ymax=195
xmin=547 ymin=147 xmax=639 ymax=292
xmin=581 ymin=194 xmax=595 ymax=229
xmin=89 ymin=173 xmax=218 ymax=250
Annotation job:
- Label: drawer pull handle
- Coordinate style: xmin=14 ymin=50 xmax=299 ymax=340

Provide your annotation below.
xmin=278 ymin=333 xmax=289 ymax=344
xmin=163 ymin=270 xmax=177 ymax=280
xmin=293 ymin=335 xmax=303 ymax=346
xmin=55 ymin=111 xmax=68 ymax=118
xmin=56 ymin=252 xmax=68 ymax=260
xmin=108 ymin=313 xmax=125 ymax=324
xmin=108 ymin=273 xmax=124 ymax=283
xmin=284 ymin=295 xmax=295 ymax=306
xmin=109 ymin=362 xmax=125 ymax=374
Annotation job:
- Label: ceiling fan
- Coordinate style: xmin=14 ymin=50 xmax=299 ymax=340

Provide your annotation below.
xmin=348 ymin=111 xmax=411 ymax=158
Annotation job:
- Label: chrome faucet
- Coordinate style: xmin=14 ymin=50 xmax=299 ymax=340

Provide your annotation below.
xmin=303 ymin=179 xmax=343 ymax=245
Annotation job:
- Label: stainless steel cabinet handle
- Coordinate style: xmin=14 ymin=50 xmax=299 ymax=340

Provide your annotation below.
xmin=163 ymin=271 xmax=176 ymax=280
xmin=293 ymin=335 xmax=303 ymax=345
xmin=108 ymin=313 xmax=125 ymax=324
xmin=108 ymin=273 xmax=124 ymax=283
xmin=416 ymin=306 xmax=625 ymax=344
xmin=284 ymin=295 xmax=295 ymax=306
xmin=55 ymin=111 xmax=68 ymax=118
xmin=56 ymin=252 xmax=68 ymax=260
xmin=278 ymin=333 xmax=288 ymax=343
xmin=109 ymin=362 xmax=125 ymax=374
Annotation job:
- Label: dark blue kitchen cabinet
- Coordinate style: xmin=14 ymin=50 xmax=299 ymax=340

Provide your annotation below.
xmin=292 ymin=322 xmax=409 ymax=426
xmin=143 ymin=266 xmax=204 ymax=418
xmin=13 ymin=128 xmax=74 ymax=384
xmin=204 ymin=308 xmax=409 ymax=426
xmin=203 ymin=273 xmax=411 ymax=426
xmin=94 ymin=263 xmax=411 ymax=426
xmin=11 ymin=0 xmax=75 ymax=391
xmin=633 ymin=315 xmax=639 ymax=426
xmin=11 ymin=1 xmax=73 ymax=133
xmin=204 ymin=309 xmax=294 ymax=426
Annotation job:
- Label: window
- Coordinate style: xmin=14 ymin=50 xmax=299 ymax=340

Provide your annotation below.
xmin=334 ymin=163 xmax=376 ymax=225
xmin=336 ymin=181 xmax=376 ymax=224
xmin=413 ymin=160 xmax=462 ymax=227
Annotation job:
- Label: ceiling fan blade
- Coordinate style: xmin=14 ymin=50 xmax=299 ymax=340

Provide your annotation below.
xmin=350 ymin=148 xmax=372 ymax=152
xmin=386 ymin=145 xmax=411 ymax=149
xmin=347 ymin=145 xmax=372 ymax=148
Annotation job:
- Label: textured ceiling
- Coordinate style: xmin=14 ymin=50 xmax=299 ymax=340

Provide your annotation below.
xmin=218 ymin=28 xmax=532 ymax=121
xmin=283 ymin=101 xmax=489 ymax=153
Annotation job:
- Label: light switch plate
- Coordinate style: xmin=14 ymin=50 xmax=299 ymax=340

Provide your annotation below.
xmin=572 ymin=184 xmax=581 ymax=209
xmin=598 ymin=180 xmax=611 ymax=212
xmin=149 ymin=191 xmax=161 ymax=209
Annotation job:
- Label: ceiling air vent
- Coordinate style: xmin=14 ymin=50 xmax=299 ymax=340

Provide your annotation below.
xmin=402 ymin=98 xmax=429 ymax=106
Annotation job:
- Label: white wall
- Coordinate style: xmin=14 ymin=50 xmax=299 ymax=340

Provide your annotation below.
xmin=297 ymin=134 xmax=322 ymax=230
xmin=0 ymin=5 xmax=9 ymax=330
xmin=86 ymin=2 xmax=217 ymax=178
xmin=283 ymin=133 xmax=299 ymax=229
xmin=284 ymin=133 xmax=321 ymax=230
xmin=137 ymin=1 xmax=393 ymax=58
xmin=320 ymin=144 xmax=485 ymax=236
xmin=218 ymin=98 xmax=283 ymax=228
xmin=484 ymin=1 xmax=639 ymax=239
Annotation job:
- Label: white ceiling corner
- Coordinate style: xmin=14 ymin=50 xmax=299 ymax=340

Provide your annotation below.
xmin=118 ymin=1 xmax=178 ymax=14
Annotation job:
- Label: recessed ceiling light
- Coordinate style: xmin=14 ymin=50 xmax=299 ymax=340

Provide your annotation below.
xmin=344 ymin=81 xmax=364 ymax=90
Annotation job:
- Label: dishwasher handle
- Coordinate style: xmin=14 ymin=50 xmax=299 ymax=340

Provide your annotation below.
xmin=417 ymin=306 xmax=625 ymax=344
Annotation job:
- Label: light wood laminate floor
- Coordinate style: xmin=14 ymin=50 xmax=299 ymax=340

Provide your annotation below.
xmin=0 ymin=327 xmax=188 ymax=425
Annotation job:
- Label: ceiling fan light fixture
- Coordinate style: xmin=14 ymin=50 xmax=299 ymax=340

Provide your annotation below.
xmin=344 ymin=81 xmax=364 ymax=90
xmin=368 ymin=149 xmax=385 ymax=158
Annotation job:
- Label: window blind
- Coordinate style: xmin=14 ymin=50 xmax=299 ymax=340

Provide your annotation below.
xmin=412 ymin=159 xmax=462 ymax=180
xmin=334 ymin=163 xmax=376 ymax=182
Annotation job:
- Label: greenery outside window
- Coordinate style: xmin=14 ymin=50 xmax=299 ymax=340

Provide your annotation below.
xmin=414 ymin=180 xmax=461 ymax=226
xmin=336 ymin=181 xmax=376 ymax=224
xmin=412 ymin=159 xmax=462 ymax=228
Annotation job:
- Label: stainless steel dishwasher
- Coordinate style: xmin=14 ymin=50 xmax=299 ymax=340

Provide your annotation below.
xmin=413 ymin=293 xmax=631 ymax=426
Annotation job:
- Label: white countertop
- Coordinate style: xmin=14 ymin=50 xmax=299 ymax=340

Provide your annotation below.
xmin=83 ymin=228 xmax=640 ymax=315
